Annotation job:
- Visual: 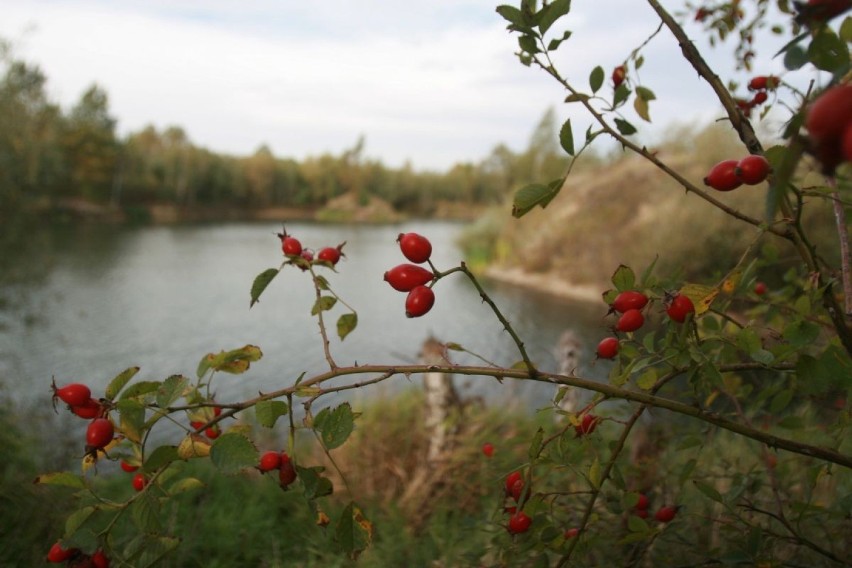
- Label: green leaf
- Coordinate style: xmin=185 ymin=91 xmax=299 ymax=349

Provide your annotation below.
xmin=255 ymin=400 xmax=290 ymax=428
xmin=634 ymin=96 xmax=651 ymax=122
xmin=614 ymin=118 xmax=637 ymax=136
xmin=156 ymin=375 xmax=189 ymax=409
xmin=143 ymin=445 xmax=179 ymax=473
xmin=613 ymin=85 xmax=631 ymax=107
xmin=528 ymin=427 xmax=544 ymax=460
xmin=168 ymin=477 xmax=204 ymax=496
xmin=537 ymin=0 xmax=571 ymax=35
xmin=808 ymin=27 xmax=849 ymax=73
xmin=635 ymin=368 xmax=657 ymax=390
xmin=314 ymin=403 xmax=357 ymax=450
xmin=34 ymin=472 xmax=85 ymax=489
xmin=841 ymin=16 xmax=852 ymax=42
xmin=496 ymin=5 xmax=525 ymax=27
xmin=783 ymin=44 xmax=808 ymax=70
xmin=117 ymin=399 xmax=146 ymax=444
xmin=210 ymin=433 xmax=258 ymax=475
xmin=119 ymin=380 xmax=161 ymax=401
xmin=65 ymin=506 xmax=97 ymax=540
xmin=635 ymin=86 xmax=656 ymax=101
xmin=337 ymin=313 xmax=358 ymax=341
xmin=512 ymin=180 xmax=562 ymax=218
xmin=559 ymin=119 xmax=575 ymax=155
xmin=335 ymin=501 xmax=373 ymax=560
xmin=518 ymin=34 xmax=540 ymax=54
xmin=634 ymin=55 xmax=644 ymax=70
xmin=783 ymin=320 xmax=820 ymax=348
xmin=588 ymin=457 xmax=601 ymax=488
xmin=770 ymin=389 xmax=794 ymax=413
xmin=297 ymin=465 xmax=334 ymax=499
xmin=105 ymin=367 xmax=140 ymax=401
xmin=311 ymin=295 xmax=337 ymax=315
xmin=627 ymin=514 xmax=650 ymax=533
xmin=250 ymin=267 xmax=280 ymax=308
xmin=315 ymin=275 xmax=330 ymax=291
xmin=611 ymin=265 xmax=636 ymax=291
xmin=565 ymin=92 xmax=590 ymax=103
xmin=131 ymin=492 xmax=161 ymax=533
xmin=547 ymin=30 xmax=572 ymax=51
xmin=778 ymin=416 xmax=804 ymax=429
xmin=693 ymin=479 xmax=724 ymax=503
xmin=589 ymin=66 xmax=604 ymax=93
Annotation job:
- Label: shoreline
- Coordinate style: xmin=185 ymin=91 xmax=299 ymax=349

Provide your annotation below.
xmin=483 ymin=265 xmax=603 ymax=303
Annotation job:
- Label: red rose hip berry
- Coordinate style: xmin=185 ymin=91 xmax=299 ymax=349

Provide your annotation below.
xmin=384 ymin=264 xmax=434 ymax=292
xmin=398 ymin=232 xmax=432 ymax=264
xmin=54 ymin=383 xmax=92 ymax=407
xmin=575 ymin=413 xmax=600 ymax=436
xmin=611 ymin=290 xmax=648 ymax=313
xmin=279 ymin=452 xmax=297 ymax=488
xmin=612 ymin=65 xmax=626 ymax=89
xmin=317 ymin=246 xmax=343 ymax=266
xmin=482 ymin=442 xmax=495 ymax=457
xmin=70 ymin=398 xmax=102 ymax=419
xmin=405 ymin=285 xmax=435 ymax=318
xmin=754 ymin=281 xmax=767 ymax=295
xmin=507 ymin=511 xmax=533 ymax=534
xmin=654 ymin=505 xmax=678 ymax=523
xmin=132 ymin=473 xmax=147 ymax=492
xmin=46 ymin=541 xmax=76 ymax=563
xmin=281 ymin=236 xmax=302 ymax=257
xmin=86 ymin=418 xmax=114 ymax=451
xmin=704 ymin=159 xmax=742 ymax=191
xmin=258 ymin=451 xmax=282 ymax=472
xmin=596 ymin=337 xmax=619 ymax=360
xmin=736 ymin=154 xmax=771 ymax=185
xmin=615 ymin=309 xmax=644 ymax=332
xmin=666 ymin=293 xmax=695 ymax=323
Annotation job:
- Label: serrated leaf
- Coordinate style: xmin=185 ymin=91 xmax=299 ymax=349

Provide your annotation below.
xmin=693 ymin=479 xmax=724 ymax=503
xmin=314 ymin=403 xmax=356 ymax=450
xmin=250 ymin=267 xmax=280 ymax=308
xmin=117 ymin=399 xmax=146 ymax=444
xmin=143 ymin=445 xmax=179 ymax=473
xmin=335 ymin=501 xmax=373 ymax=560
xmin=297 ymin=465 xmax=334 ymax=499
xmin=255 ymin=400 xmax=290 ymax=428
xmin=105 ymin=367 xmax=140 ymax=401
xmin=156 ymin=375 xmax=189 ymax=409
xmin=210 ymin=433 xmax=258 ymax=475
xmin=136 ymin=536 xmax=181 ymax=568
xmin=337 ymin=313 xmax=358 ymax=341
xmin=177 ymin=434 xmax=211 ymax=459
xmin=559 ymin=119 xmax=575 ymax=155
xmin=611 ymin=265 xmax=636 ymax=291
xmin=512 ymin=180 xmax=562 ymax=218
xmin=614 ymin=118 xmax=637 ymax=136
xmin=34 ymin=471 xmax=85 ymax=489
xmin=131 ymin=492 xmax=161 ymax=533
xmin=311 ymin=296 xmax=337 ymax=315
xmin=634 ymin=95 xmax=651 ymax=122
xmin=65 ymin=506 xmax=97 ymax=540
xmin=783 ymin=320 xmax=820 ymax=348
xmin=496 ymin=4 xmax=525 ymax=26
xmin=807 ymin=27 xmax=849 ymax=72
xmin=590 ymin=66 xmax=604 ymax=93
xmin=537 ymin=0 xmax=571 ymax=35
xmin=120 ymin=381 xmax=162 ymax=401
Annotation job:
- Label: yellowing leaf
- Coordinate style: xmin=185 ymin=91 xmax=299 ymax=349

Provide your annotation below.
xmin=679 ymin=283 xmax=718 ymax=316
xmin=177 ymin=434 xmax=211 ymax=459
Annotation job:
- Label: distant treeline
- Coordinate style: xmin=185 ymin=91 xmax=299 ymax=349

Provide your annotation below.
xmin=0 ymin=40 xmax=576 ymax=222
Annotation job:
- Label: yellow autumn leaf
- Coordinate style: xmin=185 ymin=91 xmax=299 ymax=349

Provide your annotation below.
xmin=679 ymin=283 xmax=718 ymax=316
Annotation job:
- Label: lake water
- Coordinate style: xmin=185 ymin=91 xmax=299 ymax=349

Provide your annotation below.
xmin=0 ymin=220 xmax=611 ymax=415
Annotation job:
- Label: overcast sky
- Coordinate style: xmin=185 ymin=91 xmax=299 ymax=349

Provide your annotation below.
xmin=2 ymin=0 xmax=797 ymax=171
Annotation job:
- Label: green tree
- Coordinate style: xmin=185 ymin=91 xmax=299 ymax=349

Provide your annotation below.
xmin=62 ymin=84 xmax=118 ymax=203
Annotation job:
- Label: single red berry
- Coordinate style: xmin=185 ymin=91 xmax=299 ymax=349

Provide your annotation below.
xmin=704 ymin=159 xmax=743 ymax=191
xmin=384 ymin=264 xmax=434 ymax=292
xmin=205 ymin=426 xmax=221 ymax=439
xmin=397 ymin=232 xmax=433 ymax=264
xmin=92 ymin=549 xmax=110 ymax=568
xmin=281 ymin=236 xmax=302 ymax=257
xmin=611 ymin=290 xmax=649 ymax=313
xmin=405 ymin=285 xmax=435 ymax=318
xmin=596 ymin=337 xmax=619 ymax=360
xmin=258 ymin=451 xmax=282 ymax=472
xmin=635 ymin=493 xmax=649 ymax=510
xmin=120 ymin=460 xmax=139 ymax=473
xmin=482 ymin=443 xmax=495 ymax=457
xmin=54 ymin=383 xmax=92 ymax=407
xmin=754 ymin=281 xmax=768 ymax=295
xmin=564 ymin=527 xmax=579 ymax=539
xmin=751 ymin=91 xmax=769 ymax=106
xmin=666 ymin=293 xmax=695 ymax=323
xmin=806 ymin=85 xmax=852 ymax=147
xmin=612 ymin=65 xmax=626 ymax=89
xmin=317 ymin=246 xmax=342 ymax=266
xmin=279 ymin=452 xmax=297 ymax=488
xmin=70 ymin=398 xmax=102 ymax=419
xmin=86 ymin=418 xmax=114 ymax=451
xmin=615 ymin=309 xmax=644 ymax=333
xmin=736 ymin=154 xmax=771 ymax=185
xmin=213 ymin=405 xmax=222 ymax=417
xmin=132 ymin=473 xmax=147 ymax=492
xmin=748 ymin=75 xmax=779 ymax=91
xmin=47 ymin=541 xmax=76 ymax=563
xmin=654 ymin=505 xmax=678 ymax=523
xmin=505 ymin=471 xmax=524 ymax=496
xmin=575 ymin=413 xmax=600 ymax=437
xmin=190 ymin=420 xmax=205 ymax=431
xmin=507 ymin=511 xmax=533 ymax=534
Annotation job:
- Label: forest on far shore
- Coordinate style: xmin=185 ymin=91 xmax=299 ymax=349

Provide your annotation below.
xmin=0 ymin=39 xmax=587 ymax=224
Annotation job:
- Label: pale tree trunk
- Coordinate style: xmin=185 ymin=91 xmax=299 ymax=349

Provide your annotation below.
xmin=419 ymin=336 xmax=461 ymax=464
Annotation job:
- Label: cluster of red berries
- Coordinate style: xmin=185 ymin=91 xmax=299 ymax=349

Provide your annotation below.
xmin=190 ymin=405 xmax=223 ymax=440
xmin=277 ymin=229 xmax=345 ymax=269
xmin=631 ymin=493 xmax=679 ymax=523
xmin=595 ymin=290 xmax=696 ymax=360
xmin=805 ymin=83 xmax=852 ymax=174
xmin=383 ymin=232 xmax=436 ymax=318
xmin=258 ymin=450 xmax=298 ymax=489
xmin=704 ymin=154 xmax=771 ymax=192
xmin=52 ymin=382 xmax=115 ymax=456
xmin=47 ymin=542 xmax=110 ymax=566
xmin=735 ymin=75 xmax=779 ymax=117
xmin=503 ymin=471 xmax=533 ymax=534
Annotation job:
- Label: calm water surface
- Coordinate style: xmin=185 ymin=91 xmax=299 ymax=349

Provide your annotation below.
xmin=0 ymin=220 xmax=611 ymax=413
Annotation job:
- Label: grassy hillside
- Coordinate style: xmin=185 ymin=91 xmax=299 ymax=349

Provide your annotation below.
xmin=461 ymin=123 xmax=841 ymax=294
